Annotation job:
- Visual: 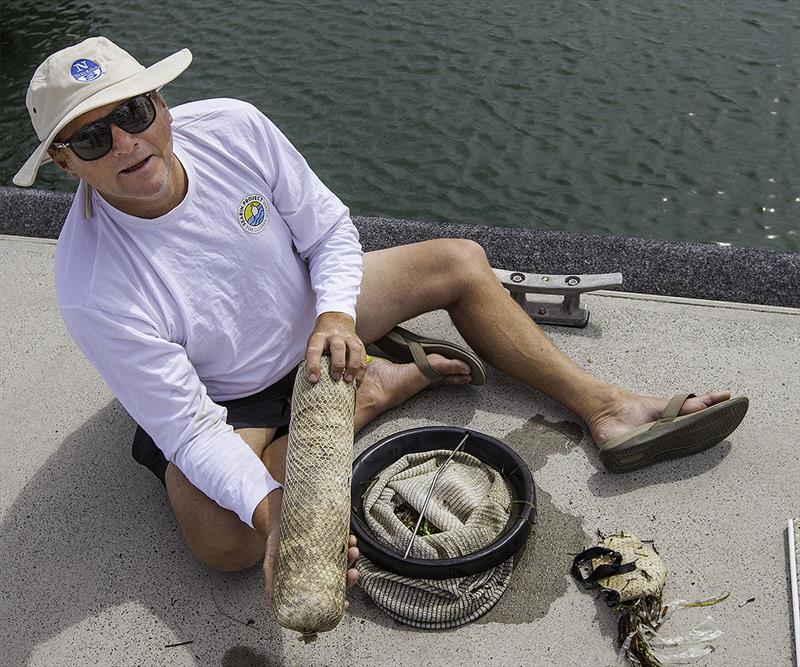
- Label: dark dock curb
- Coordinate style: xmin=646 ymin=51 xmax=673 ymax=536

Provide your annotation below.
xmin=2 ymin=186 xmax=797 ymax=307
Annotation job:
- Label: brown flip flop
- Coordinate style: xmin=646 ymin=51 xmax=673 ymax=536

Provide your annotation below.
xmin=599 ymin=394 xmax=749 ymax=473
xmin=373 ymin=326 xmax=487 ymax=386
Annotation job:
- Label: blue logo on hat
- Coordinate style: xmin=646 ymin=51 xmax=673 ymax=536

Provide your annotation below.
xmin=70 ymin=59 xmax=102 ymax=82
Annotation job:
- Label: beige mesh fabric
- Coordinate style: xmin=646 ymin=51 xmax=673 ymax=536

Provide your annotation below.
xmin=356 ymin=449 xmax=515 ymax=628
xmin=273 ymin=357 xmax=355 ymax=640
xmin=356 ymin=556 xmax=513 ymax=629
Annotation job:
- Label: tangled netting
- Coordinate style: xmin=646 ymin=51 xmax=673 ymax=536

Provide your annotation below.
xmin=273 ymin=356 xmax=355 ymax=642
xmin=356 ymin=449 xmax=514 ymax=629
xmin=573 ymin=532 xmax=727 ymax=666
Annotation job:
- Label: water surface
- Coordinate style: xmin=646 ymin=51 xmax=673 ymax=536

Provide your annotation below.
xmin=2 ymin=0 xmax=798 ymax=250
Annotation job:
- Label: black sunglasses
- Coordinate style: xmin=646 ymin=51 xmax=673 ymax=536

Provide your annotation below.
xmin=52 ymin=92 xmax=157 ymax=161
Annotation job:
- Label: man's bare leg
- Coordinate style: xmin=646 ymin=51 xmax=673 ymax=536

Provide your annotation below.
xmin=355 ymin=239 xmax=731 ymax=445
xmin=167 ymin=239 xmax=732 ymax=574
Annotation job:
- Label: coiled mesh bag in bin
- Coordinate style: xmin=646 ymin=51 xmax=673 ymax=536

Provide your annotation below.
xmin=355 ymin=449 xmax=515 ymax=629
xmin=273 ymin=356 xmax=356 ymax=642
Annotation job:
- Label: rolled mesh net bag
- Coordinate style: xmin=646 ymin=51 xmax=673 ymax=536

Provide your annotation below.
xmin=273 ymin=356 xmax=355 ymax=642
xmin=355 ymin=449 xmax=515 ymax=629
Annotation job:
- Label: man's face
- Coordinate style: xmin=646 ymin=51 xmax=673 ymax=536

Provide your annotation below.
xmin=49 ymin=93 xmax=179 ymax=215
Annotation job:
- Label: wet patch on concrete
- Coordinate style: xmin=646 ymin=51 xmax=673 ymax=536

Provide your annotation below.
xmin=478 ymin=415 xmax=588 ymax=625
xmin=525 ymin=414 xmax=584 ymax=451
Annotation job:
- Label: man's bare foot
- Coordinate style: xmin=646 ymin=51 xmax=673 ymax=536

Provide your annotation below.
xmin=586 ymin=388 xmax=733 ymax=447
xmin=354 ymin=354 xmax=472 ymax=428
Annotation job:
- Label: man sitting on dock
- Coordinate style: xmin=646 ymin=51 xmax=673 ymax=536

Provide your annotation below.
xmin=14 ymin=38 xmax=747 ymax=600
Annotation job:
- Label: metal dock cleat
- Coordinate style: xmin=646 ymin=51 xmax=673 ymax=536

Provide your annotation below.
xmin=493 ymin=269 xmax=623 ymax=327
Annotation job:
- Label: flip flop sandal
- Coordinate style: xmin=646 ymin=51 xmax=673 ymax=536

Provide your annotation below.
xmin=599 ymin=394 xmax=749 ymax=473
xmin=373 ymin=325 xmax=487 ymax=386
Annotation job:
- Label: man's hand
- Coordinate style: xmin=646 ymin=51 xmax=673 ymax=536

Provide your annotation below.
xmin=305 ymin=311 xmax=366 ymax=385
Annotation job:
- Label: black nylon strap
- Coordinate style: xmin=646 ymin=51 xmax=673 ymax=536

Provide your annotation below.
xmin=571 ymin=546 xmax=637 ymax=586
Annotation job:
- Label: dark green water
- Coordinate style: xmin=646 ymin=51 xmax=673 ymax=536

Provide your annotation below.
xmin=2 ymin=0 xmax=798 ymax=250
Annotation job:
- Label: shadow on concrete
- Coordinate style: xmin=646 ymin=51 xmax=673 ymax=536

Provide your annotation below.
xmin=1 ymin=401 xmax=286 ymax=666
xmin=586 ymin=441 xmax=733 ymax=498
xmin=540 ymin=321 xmax=605 ymax=340
xmin=222 ymin=645 xmax=281 ymax=667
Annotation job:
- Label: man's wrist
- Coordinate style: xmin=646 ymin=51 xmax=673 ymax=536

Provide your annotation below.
xmin=251 ymin=487 xmax=283 ymax=540
xmin=316 ymin=311 xmax=355 ymax=327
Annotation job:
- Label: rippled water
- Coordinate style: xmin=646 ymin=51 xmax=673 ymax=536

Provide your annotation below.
xmin=2 ymin=0 xmax=798 ymax=250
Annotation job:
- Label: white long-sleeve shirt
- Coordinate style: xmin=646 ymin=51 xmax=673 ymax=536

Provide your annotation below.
xmin=54 ymin=98 xmax=364 ymax=528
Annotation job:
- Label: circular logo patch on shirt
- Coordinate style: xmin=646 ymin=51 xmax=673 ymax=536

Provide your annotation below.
xmin=70 ymin=59 xmax=103 ymax=82
xmin=238 ymin=194 xmax=269 ymax=234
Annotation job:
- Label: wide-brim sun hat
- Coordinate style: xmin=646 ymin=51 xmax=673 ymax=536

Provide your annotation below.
xmin=14 ymin=36 xmax=192 ymax=187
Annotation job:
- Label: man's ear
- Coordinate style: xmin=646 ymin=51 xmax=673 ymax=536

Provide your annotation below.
xmin=47 ymin=147 xmax=78 ymax=178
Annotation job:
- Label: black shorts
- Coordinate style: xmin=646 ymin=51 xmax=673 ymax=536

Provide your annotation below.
xmin=131 ymin=364 xmax=299 ymax=486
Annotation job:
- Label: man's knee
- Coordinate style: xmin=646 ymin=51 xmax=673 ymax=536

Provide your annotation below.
xmin=436 ymin=239 xmax=493 ymax=290
xmin=436 ymin=238 xmax=488 ymax=264
xmin=165 ymin=463 xmax=267 ymax=573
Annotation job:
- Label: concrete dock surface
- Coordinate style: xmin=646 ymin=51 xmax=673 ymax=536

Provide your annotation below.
xmin=2 ymin=233 xmax=799 ymax=666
